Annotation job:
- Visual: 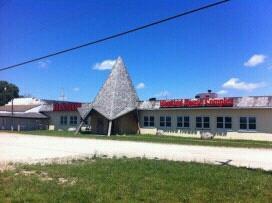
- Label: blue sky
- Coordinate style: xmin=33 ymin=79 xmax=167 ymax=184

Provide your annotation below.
xmin=0 ymin=0 xmax=272 ymax=102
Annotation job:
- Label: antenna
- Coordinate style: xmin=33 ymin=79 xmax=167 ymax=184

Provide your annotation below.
xmin=59 ymin=88 xmax=66 ymax=101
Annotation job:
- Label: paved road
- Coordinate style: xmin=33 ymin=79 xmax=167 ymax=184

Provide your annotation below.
xmin=1 ymin=133 xmax=272 ymax=170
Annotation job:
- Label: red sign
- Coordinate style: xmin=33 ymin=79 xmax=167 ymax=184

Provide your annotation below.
xmin=53 ymin=103 xmax=82 ymax=111
xmin=160 ymin=98 xmax=233 ymax=108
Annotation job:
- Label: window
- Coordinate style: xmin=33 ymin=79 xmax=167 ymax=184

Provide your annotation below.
xmin=160 ymin=116 xmax=171 ymax=127
xmin=196 ymin=117 xmax=202 ymax=128
xmin=184 ymin=116 xmax=190 ymax=128
xmin=70 ymin=116 xmax=77 ymax=125
xmin=203 ymin=117 xmax=210 ymax=129
xmin=248 ymin=117 xmax=256 ymax=130
xmin=225 ymin=117 xmax=232 ymax=129
xmin=217 ymin=117 xmax=224 ymax=128
xmin=177 ymin=116 xmax=183 ymax=127
xmin=160 ymin=116 xmax=165 ymax=127
xmin=177 ymin=116 xmax=190 ymax=128
xmin=217 ymin=117 xmax=232 ymax=129
xmin=144 ymin=116 xmax=148 ymax=127
xmin=240 ymin=117 xmax=256 ymax=130
xmin=144 ymin=116 xmax=154 ymax=127
xmin=60 ymin=116 xmax=67 ymax=125
xmin=240 ymin=117 xmax=247 ymax=130
xmin=196 ymin=116 xmax=210 ymax=129
xmin=166 ymin=116 xmax=171 ymax=127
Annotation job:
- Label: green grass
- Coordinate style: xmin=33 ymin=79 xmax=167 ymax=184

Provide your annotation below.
xmin=12 ymin=130 xmax=272 ymax=149
xmin=1 ymin=158 xmax=272 ymax=202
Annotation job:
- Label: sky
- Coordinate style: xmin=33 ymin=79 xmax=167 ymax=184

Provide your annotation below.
xmin=0 ymin=0 xmax=272 ymax=102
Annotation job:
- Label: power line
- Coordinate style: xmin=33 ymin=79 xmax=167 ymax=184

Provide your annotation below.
xmin=0 ymin=0 xmax=230 ymax=72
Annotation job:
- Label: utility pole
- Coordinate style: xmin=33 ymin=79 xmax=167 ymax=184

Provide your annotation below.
xmin=10 ymin=86 xmax=14 ymax=131
xmin=59 ymin=88 xmax=66 ymax=101
xmin=3 ymin=87 xmax=7 ymax=106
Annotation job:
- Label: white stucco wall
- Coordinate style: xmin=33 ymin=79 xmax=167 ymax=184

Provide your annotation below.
xmin=138 ymin=108 xmax=272 ymax=141
xmin=44 ymin=111 xmax=80 ymax=131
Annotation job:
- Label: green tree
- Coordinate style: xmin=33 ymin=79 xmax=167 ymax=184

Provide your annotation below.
xmin=0 ymin=81 xmax=19 ymax=106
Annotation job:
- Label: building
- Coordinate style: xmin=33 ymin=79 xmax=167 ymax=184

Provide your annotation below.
xmin=137 ymin=96 xmax=272 ymax=141
xmin=76 ymin=57 xmax=272 ymax=141
xmin=1 ymin=57 xmax=272 ymax=141
xmin=0 ymin=97 xmax=82 ymax=131
xmin=77 ymin=57 xmax=139 ymax=135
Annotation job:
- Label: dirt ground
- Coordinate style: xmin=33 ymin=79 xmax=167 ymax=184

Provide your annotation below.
xmin=1 ymin=132 xmax=272 ymax=171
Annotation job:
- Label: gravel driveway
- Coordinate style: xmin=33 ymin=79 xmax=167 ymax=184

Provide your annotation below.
xmin=1 ymin=132 xmax=272 ymax=171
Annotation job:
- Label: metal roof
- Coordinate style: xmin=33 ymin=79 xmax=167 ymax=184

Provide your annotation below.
xmin=0 ymin=105 xmax=40 ymax=112
xmin=0 ymin=112 xmax=48 ymax=119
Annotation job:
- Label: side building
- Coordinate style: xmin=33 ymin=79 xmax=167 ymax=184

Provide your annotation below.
xmin=0 ymin=97 xmax=82 ymax=131
xmin=137 ymin=95 xmax=272 ymax=141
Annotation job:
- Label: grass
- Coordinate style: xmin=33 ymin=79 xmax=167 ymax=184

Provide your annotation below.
xmin=11 ymin=130 xmax=272 ymax=149
xmin=1 ymin=158 xmax=272 ymax=202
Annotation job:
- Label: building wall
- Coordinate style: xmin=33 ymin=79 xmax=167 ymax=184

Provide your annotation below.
xmin=44 ymin=111 xmax=80 ymax=131
xmin=112 ymin=111 xmax=138 ymax=134
xmin=138 ymin=108 xmax=272 ymax=141
xmin=89 ymin=110 xmax=109 ymax=135
xmin=0 ymin=117 xmax=48 ymax=131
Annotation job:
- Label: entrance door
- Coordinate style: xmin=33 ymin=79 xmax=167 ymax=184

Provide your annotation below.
xmin=96 ymin=118 xmax=104 ymax=134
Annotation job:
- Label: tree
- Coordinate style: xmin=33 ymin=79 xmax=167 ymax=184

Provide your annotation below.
xmin=0 ymin=81 xmax=19 ymax=106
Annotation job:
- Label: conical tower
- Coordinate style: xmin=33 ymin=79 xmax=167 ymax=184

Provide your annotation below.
xmin=77 ymin=57 xmax=139 ymax=135
xmin=92 ymin=57 xmax=139 ymax=120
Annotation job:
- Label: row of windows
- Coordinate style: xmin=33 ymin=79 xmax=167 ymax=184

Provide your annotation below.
xmin=60 ymin=116 xmax=78 ymax=125
xmin=143 ymin=116 xmax=256 ymax=130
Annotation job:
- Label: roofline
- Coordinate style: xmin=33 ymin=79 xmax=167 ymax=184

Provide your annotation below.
xmin=138 ymin=95 xmax=272 ymax=102
xmin=137 ymin=107 xmax=272 ymax=111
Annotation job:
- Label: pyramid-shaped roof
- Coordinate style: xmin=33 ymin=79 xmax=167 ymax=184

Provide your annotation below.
xmin=90 ymin=57 xmax=139 ymax=120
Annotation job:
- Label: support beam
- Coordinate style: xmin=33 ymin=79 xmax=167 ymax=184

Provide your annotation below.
xmin=75 ymin=121 xmax=84 ymax=135
xmin=136 ymin=110 xmax=140 ymax=134
xmin=107 ymin=120 xmax=112 ymax=136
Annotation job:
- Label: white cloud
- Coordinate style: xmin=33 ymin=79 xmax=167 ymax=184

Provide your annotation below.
xmin=244 ymin=54 xmax=266 ymax=67
xmin=93 ymin=59 xmax=116 ymax=70
xmin=155 ymin=90 xmax=170 ymax=99
xmin=38 ymin=60 xmax=51 ymax=69
xmin=217 ymin=90 xmax=228 ymax=95
xmin=222 ymin=78 xmax=266 ymax=91
xmin=136 ymin=82 xmax=145 ymax=89
xmin=73 ymin=87 xmax=80 ymax=92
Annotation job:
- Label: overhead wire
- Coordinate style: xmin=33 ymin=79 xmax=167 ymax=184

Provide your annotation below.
xmin=0 ymin=0 xmax=230 ymax=72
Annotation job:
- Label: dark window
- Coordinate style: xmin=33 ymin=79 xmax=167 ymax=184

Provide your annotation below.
xmin=144 ymin=116 xmax=149 ymax=127
xmin=225 ymin=117 xmax=232 ymax=129
xmin=203 ymin=117 xmax=210 ymax=129
xmin=217 ymin=117 xmax=232 ymax=129
xmin=196 ymin=117 xmax=210 ymax=129
xmin=248 ymin=117 xmax=256 ymax=130
xmin=166 ymin=116 xmax=171 ymax=127
xmin=160 ymin=116 xmax=165 ymax=127
xmin=177 ymin=116 xmax=190 ymax=128
xmin=177 ymin=116 xmax=183 ymax=128
xmin=144 ymin=116 xmax=154 ymax=127
xmin=150 ymin=116 xmax=154 ymax=127
xmin=196 ymin=117 xmax=202 ymax=128
xmin=217 ymin=117 xmax=224 ymax=128
xmin=184 ymin=116 xmax=190 ymax=128
xmin=240 ymin=117 xmax=247 ymax=130
xmin=60 ymin=116 xmax=67 ymax=125
xmin=70 ymin=116 xmax=77 ymax=125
